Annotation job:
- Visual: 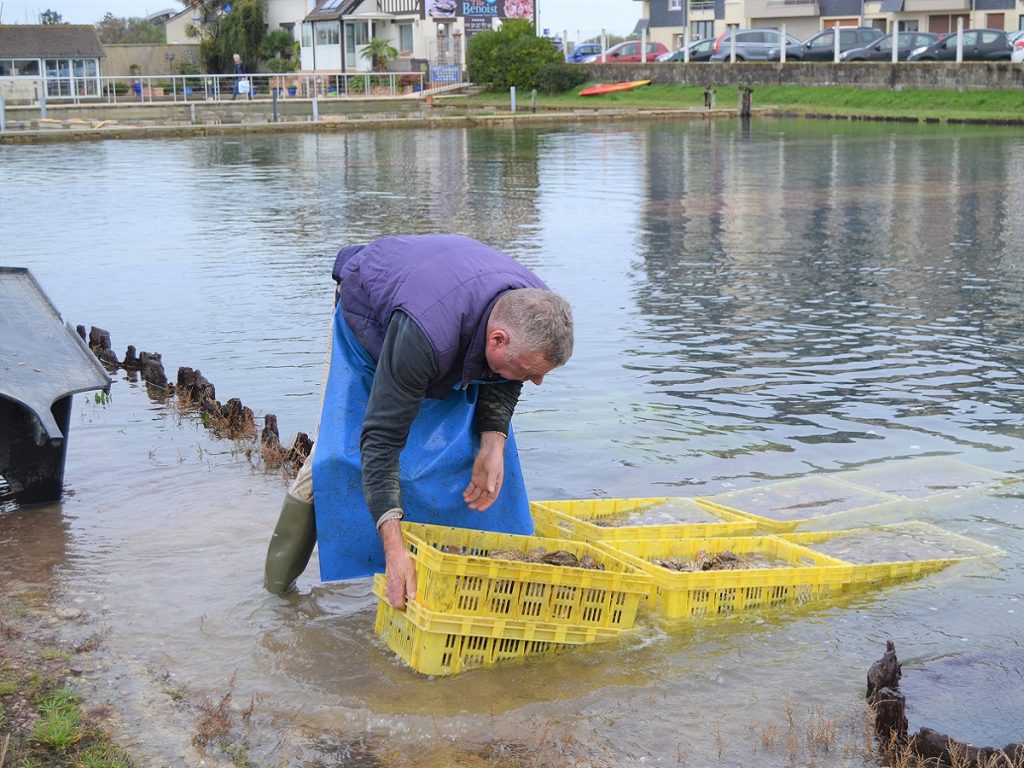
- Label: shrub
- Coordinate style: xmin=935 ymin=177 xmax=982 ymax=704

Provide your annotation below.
xmin=537 ymin=62 xmax=588 ymax=95
xmin=466 ymin=18 xmax=562 ymax=92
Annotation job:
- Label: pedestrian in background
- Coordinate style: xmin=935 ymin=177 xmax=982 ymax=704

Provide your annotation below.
xmin=232 ymin=53 xmax=251 ymax=100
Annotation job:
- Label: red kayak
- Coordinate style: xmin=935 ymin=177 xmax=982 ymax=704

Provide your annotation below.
xmin=579 ymin=79 xmax=652 ymax=97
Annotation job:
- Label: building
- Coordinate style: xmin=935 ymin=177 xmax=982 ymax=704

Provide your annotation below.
xmin=642 ymin=0 xmax=1020 ymax=48
xmin=0 ymin=24 xmax=104 ymax=97
xmin=298 ymin=0 xmax=505 ymax=74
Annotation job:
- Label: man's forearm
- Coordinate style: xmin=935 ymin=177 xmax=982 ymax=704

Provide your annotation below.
xmin=360 ymin=311 xmax=437 ymax=522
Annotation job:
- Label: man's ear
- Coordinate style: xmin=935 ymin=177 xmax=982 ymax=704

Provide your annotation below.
xmin=488 ymin=327 xmax=510 ymax=349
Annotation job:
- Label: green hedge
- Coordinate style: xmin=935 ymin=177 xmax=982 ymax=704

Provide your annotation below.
xmin=466 ymin=19 xmax=562 ymax=92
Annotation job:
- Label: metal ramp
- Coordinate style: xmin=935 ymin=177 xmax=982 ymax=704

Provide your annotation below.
xmin=0 ymin=267 xmax=110 ymax=505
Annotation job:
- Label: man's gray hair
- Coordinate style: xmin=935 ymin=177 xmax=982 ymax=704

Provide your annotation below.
xmin=492 ymin=289 xmax=574 ymax=367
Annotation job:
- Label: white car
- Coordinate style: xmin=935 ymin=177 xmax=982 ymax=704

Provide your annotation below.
xmin=1011 ymin=30 xmax=1024 ymax=63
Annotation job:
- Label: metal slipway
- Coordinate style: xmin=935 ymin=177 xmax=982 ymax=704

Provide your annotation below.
xmin=0 ymin=267 xmax=110 ymax=505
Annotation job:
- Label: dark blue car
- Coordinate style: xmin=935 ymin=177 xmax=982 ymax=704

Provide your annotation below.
xmin=566 ymin=43 xmax=603 ymax=63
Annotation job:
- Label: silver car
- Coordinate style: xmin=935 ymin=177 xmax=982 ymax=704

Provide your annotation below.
xmin=1011 ymin=30 xmax=1024 ymax=63
xmin=708 ymin=28 xmax=802 ymax=61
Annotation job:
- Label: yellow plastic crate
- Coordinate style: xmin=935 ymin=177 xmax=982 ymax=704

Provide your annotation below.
xmin=595 ymin=535 xmax=852 ymax=620
xmin=832 ymin=457 xmax=1020 ymax=500
xmin=372 ymin=575 xmax=623 ymax=676
xmin=696 ymin=475 xmax=902 ymax=532
xmin=779 ymin=521 xmax=1002 ymax=585
xmin=530 ymin=497 xmax=757 ymax=542
xmin=401 ymin=522 xmax=651 ymax=631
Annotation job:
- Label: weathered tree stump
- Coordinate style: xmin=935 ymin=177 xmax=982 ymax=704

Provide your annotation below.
xmin=261 ymin=414 xmax=281 ymax=448
xmin=176 ymin=367 xmax=216 ymax=405
xmin=138 ymin=351 xmax=167 ymax=390
xmin=219 ymin=398 xmax=255 ymax=437
xmin=867 ymin=640 xmax=1022 ymax=768
xmin=867 ymin=639 xmax=901 ymax=700
xmin=867 ymin=640 xmax=907 ymax=744
xmin=88 ymin=326 xmax=119 ymax=368
xmin=123 ymin=345 xmax=140 ymax=371
xmin=288 ymin=432 xmax=313 ymax=468
xmin=909 ymin=727 xmax=1024 ymax=767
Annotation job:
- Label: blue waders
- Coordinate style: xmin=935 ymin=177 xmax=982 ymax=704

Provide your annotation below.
xmin=312 ymin=302 xmax=534 ymax=582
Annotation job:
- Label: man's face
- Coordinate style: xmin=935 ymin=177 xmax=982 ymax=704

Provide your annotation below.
xmin=484 ymin=330 xmax=554 ymax=386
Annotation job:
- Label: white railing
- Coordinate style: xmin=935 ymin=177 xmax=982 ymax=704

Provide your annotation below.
xmin=0 ymin=71 xmax=442 ymax=106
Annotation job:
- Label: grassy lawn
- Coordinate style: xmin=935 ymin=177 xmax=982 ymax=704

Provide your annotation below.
xmin=451 ymin=83 xmax=1024 ymax=122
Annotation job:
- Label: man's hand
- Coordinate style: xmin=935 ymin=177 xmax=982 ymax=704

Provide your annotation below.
xmin=463 ymin=431 xmax=506 ymax=511
xmin=379 ymin=518 xmax=416 ymax=610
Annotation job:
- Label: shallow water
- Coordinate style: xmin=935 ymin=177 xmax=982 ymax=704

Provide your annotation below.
xmin=1 ymin=118 xmax=1023 ymax=765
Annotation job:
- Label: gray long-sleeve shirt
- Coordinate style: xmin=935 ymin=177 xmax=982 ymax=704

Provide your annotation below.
xmin=360 ymin=310 xmax=522 ymax=522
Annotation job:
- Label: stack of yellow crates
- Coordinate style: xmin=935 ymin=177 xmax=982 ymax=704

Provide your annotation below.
xmin=373 ymin=521 xmax=651 ymax=675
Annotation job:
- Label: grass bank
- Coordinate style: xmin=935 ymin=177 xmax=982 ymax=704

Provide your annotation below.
xmin=0 ymin=588 xmax=133 ymax=768
xmin=453 ymin=83 xmax=1024 ymax=123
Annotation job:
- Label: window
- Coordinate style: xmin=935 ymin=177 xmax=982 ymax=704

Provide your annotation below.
xmin=0 ymin=58 xmax=41 ymax=76
xmin=398 ymin=23 xmax=413 ymax=53
xmin=345 ymin=21 xmax=369 ymax=54
xmin=316 ymin=21 xmax=341 ymax=45
xmin=897 ymin=20 xmax=919 ymax=31
xmin=692 ymin=21 xmax=714 ymax=40
xmin=669 ymin=0 xmax=683 ymax=9
xmin=302 ymin=22 xmax=313 ymax=47
xmin=809 ymin=31 xmax=833 ymax=48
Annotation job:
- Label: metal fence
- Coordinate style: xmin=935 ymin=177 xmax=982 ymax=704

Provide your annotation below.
xmin=0 ymin=71 xmax=450 ymax=107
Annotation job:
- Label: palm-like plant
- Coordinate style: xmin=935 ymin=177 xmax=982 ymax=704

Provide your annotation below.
xmin=361 ymin=38 xmax=399 ymax=71
xmin=182 ymin=0 xmax=228 ymax=40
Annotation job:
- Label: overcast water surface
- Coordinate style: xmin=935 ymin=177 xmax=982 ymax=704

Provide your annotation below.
xmin=1 ymin=118 xmax=1022 ymax=766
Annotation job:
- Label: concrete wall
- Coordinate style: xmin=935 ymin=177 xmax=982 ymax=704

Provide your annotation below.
xmin=587 ymin=60 xmax=1024 ymax=90
xmin=103 ymin=44 xmax=202 ymax=77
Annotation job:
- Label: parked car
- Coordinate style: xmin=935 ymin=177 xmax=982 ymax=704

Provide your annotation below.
xmin=1008 ymin=29 xmax=1024 ymax=63
xmin=582 ymin=40 xmax=669 ymax=63
xmin=708 ymin=28 xmax=802 ymax=61
xmin=767 ymin=27 xmax=885 ymax=61
xmin=566 ymin=42 xmax=603 ymax=63
xmin=840 ymin=31 xmax=939 ymax=61
xmin=907 ymin=29 xmax=1012 ymax=61
xmin=657 ymin=37 xmax=717 ymax=62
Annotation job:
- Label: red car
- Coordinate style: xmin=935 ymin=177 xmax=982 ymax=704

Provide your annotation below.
xmin=584 ymin=40 xmax=669 ymax=63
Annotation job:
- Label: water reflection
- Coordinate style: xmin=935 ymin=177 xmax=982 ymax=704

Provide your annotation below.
xmin=627 ymin=120 xmax=1024 ymax=486
xmin=0 ymin=119 xmax=1023 ymax=765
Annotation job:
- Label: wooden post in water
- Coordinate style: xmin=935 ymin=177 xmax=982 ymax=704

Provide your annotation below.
xmin=738 ymin=87 xmax=752 ymax=117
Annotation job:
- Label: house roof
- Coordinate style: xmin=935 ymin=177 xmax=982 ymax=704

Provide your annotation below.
xmin=305 ymin=0 xmax=364 ymax=21
xmin=145 ymin=8 xmax=180 ymax=23
xmin=0 ymin=25 xmax=104 ymax=58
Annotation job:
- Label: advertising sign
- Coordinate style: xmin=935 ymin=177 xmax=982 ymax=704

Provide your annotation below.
xmin=425 ymin=0 xmax=534 ymax=19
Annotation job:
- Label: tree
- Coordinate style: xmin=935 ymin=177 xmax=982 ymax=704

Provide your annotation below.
xmin=182 ymin=0 xmax=229 ymax=38
xmin=180 ymin=0 xmax=263 ymax=74
xmin=259 ymin=31 xmax=294 ymax=73
xmin=361 ymin=38 xmax=399 ymax=72
xmin=259 ymin=30 xmax=295 ymax=61
xmin=466 ymin=18 xmax=562 ymax=92
xmin=96 ymin=13 xmax=165 ymax=44
xmin=215 ymin=0 xmax=265 ymax=72
xmin=39 ymin=9 xmax=64 ymax=24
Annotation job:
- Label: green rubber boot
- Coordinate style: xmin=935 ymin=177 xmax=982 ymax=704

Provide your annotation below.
xmin=264 ymin=493 xmax=317 ymax=595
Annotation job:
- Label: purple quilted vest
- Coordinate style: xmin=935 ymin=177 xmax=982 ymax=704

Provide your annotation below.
xmin=333 ymin=234 xmax=548 ymax=399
